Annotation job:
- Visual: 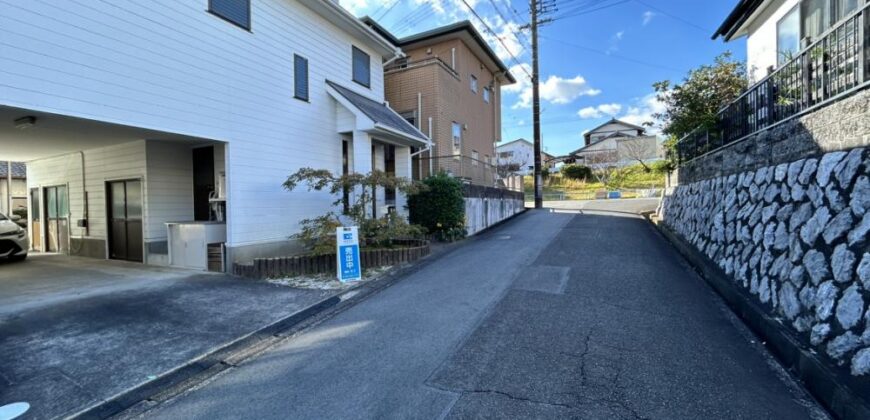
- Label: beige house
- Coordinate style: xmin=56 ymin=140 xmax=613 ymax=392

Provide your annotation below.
xmin=363 ymin=18 xmax=516 ymax=186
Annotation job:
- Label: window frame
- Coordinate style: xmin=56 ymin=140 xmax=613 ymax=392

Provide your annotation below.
xmin=451 ymin=122 xmax=462 ymax=159
xmin=352 ymin=46 xmax=371 ymax=88
xmin=483 ymin=87 xmax=491 ymax=103
xmin=208 ymin=0 xmax=251 ymax=30
xmin=470 ymin=75 xmax=478 ymax=94
xmin=293 ymin=54 xmax=309 ymax=102
xmin=776 ymin=4 xmax=801 ymax=65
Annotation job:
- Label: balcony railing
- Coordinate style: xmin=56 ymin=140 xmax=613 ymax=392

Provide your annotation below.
xmin=384 ymin=57 xmax=459 ymax=78
xmin=417 ymin=154 xmax=500 ymax=187
xmin=676 ymin=4 xmax=870 ymax=164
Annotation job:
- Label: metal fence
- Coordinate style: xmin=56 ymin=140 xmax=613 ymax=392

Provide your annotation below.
xmin=418 ymin=154 xmax=499 ymax=187
xmin=676 ymin=4 xmax=870 ymax=163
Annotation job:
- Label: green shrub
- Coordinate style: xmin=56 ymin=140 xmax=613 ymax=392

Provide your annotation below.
xmin=541 ymin=166 xmax=550 ymax=180
xmin=560 ymin=164 xmax=592 ymax=180
xmin=407 ymin=172 xmax=466 ymax=240
xmin=650 ymin=159 xmax=674 ymax=175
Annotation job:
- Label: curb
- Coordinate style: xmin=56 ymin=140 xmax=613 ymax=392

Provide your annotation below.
xmin=71 ymin=210 xmax=529 ymax=420
xmin=646 ymin=216 xmax=870 ymax=420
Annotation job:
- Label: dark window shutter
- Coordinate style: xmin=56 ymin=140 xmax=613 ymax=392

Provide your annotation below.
xmin=352 ymin=46 xmax=370 ymax=87
xmin=210 ymin=0 xmax=250 ymax=29
xmin=294 ymin=55 xmax=309 ymax=101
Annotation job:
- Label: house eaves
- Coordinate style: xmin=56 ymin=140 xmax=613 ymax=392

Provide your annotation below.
xmin=361 ymin=17 xmax=516 ymax=85
xmin=713 ymin=0 xmax=766 ymax=41
xmin=298 ymin=0 xmax=402 ymax=59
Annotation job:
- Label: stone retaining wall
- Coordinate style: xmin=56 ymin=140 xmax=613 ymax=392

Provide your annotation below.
xmin=679 ymin=89 xmax=870 ymax=185
xmin=662 ymin=147 xmax=869 ymax=379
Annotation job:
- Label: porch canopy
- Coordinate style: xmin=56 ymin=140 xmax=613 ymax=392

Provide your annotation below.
xmin=325 ymin=80 xmax=429 ymax=148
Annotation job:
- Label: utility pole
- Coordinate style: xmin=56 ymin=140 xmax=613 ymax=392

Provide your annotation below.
xmin=529 ymin=0 xmax=554 ymax=209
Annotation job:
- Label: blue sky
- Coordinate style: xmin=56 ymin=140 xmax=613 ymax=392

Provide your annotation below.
xmin=340 ymin=0 xmax=746 ymax=156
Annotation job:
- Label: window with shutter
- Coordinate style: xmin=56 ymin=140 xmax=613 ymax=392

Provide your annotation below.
xmin=209 ymin=0 xmax=250 ymax=29
xmin=294 ymin=54 xmax=309 ymax=101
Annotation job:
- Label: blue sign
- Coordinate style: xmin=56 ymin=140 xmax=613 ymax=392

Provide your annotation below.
xmin=336 ymin=227 xmax=361 ymax=282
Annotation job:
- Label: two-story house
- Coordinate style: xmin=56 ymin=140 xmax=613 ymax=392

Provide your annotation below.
xmin=570 ymin=119 xmax=660 ymax=167
xmin=495 ymin=139 xmax=556 ymax=176
xmin=362 ymin=18 xmax=516 ymax=186
xmin=0 ymin=0 xmax=427 ymax=270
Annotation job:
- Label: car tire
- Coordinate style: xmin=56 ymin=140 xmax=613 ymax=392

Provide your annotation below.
xmin=9 ymin=253 xmax=27 ymax=262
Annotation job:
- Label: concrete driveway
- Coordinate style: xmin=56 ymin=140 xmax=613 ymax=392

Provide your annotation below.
xmin=0 ymin=255 xmax=331 ymax=420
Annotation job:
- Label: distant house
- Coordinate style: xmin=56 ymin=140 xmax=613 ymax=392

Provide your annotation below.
xmin=0 ymin=162 xmax=27 ymax=218
xmin=571 ymin=119 xmax=660 ymax=167
xmin=495 ymin=139 xmax=556 ymax=175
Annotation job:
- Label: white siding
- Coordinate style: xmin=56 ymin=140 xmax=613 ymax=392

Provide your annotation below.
xmin=745 ymin=0 xmax=800 ymax=82
xmin=145 ymin=141 xmax=194 ymax=241
xmin=27 ymin=140 xmax=147 ymax=241
xmin=2 ymin=0 xmax=388 ymax=248
xmin=496 ymin=141 xmax=535 ymax=175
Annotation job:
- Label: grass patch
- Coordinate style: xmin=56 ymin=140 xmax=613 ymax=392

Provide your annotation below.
xmin=525 ymin=163 xmax=666 ymax=199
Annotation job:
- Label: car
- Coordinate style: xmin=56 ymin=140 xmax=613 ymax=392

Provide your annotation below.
xmin=0 ymin=211 xmax=28 ymax=261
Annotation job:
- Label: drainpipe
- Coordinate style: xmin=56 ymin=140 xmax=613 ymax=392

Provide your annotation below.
xmin=5 ymin=161 xmax=11 ymax=215
xmin=79 ymin=151 xmax=88 ymax=236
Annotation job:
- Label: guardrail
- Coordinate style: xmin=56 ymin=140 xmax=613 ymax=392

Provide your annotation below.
xmin=676 ymin=4 xmax=870 ymax=164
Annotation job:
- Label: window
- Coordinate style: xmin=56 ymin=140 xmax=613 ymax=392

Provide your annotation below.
xmin=472 ymin=150 xmax=479 ymax=165
xmin=452 ymin=122 xmax=462 ymax=158
xmin=209 ymin=0 xmax=250 ymax=30
xmin=835 ymin=0 xmax=860 ymax=20
xmin=470 ymin=75 xmax=478 ymax=93
xmin=777 ymin=5 xmax=800 ymax=65
xmin=294 ymin=54 xmax=309 ymax=101
xmin=400 ymin=110 xmax=417 ymax=128
xmin=483 ymin=87 xmax=491 ymax=103
xmin=802 ymin=0 xmax=830 ymax=41
xmin=352 ymin=46 xmax=371 ymax=88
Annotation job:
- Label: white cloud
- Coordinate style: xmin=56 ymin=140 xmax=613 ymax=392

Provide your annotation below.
xmin=617 ymin=93 xmax=667 ymax=133
xmin=577 ymin=103 xmax=623 ymax=119
xmin=642 ymin=11 xmax=656 ymax=26
xmin=512 ymin=74 xmax=600 ymax=109
xmin=607 ymin=31 xmax=625 ymax=54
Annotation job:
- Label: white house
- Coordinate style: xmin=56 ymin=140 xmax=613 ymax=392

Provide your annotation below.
xmin=495 ymin=139 xmax=556 ymax=175
xmin=715 ymin=0 xmax=867 ymax=82
xmin=570 ymin=119 xmax=660 ymax=167
xmin=0 ymin=0 xmax=428 ymax=270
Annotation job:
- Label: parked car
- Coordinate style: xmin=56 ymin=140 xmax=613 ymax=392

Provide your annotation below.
xmin=0 ymin=211 xmax=28 ymax=261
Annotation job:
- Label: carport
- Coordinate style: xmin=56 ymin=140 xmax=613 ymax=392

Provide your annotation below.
xmin=0 ymin=105 xmax=229 ymax=270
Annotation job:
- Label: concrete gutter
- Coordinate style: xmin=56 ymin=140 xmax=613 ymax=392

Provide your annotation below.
xmin=71 ymin=211 xmax=531 ymax=420
xmin=644 ymin=214 xmax=869 ymax=420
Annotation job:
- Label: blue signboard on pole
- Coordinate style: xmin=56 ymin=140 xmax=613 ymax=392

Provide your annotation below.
xmin=336 ymin=226 xmax=361 ymax=282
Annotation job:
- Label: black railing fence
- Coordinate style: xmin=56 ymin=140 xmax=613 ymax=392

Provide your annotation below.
xmin=676 ymin=4 xmax=870 ymax=164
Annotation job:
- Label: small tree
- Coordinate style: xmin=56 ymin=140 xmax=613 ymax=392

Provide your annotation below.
xmin=618 ymin=137 xmax=658 ymax=172
xmin=407 ymin=173 xmax=466 ymax=241
xmin=283 ymin=168 xmax=425 ymax=253
xmin=584 ymin=152 xmax=621 ymax=188
xmin=652 ymin=52 xmax=747 ymax=139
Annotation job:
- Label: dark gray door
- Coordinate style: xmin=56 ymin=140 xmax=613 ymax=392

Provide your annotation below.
xmin=108 ymin=180 xmax=143 ymax=262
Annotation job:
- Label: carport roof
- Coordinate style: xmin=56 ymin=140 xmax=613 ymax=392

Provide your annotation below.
xmin=0 ymin=162 xmax=26 ymax=178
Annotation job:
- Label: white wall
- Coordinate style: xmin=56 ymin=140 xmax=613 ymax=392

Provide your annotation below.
xmin=1 ymin=0 xmax=387 ymax=251
xmin=27 ymin=140 xmax=147 ymax=242
xmin=745 ymin=0 xmax=800 ymax=83
xmin=145 ymin=141 xmax=194 ymax=241
xmin=496 ymin=141 xmax=534 ymax=175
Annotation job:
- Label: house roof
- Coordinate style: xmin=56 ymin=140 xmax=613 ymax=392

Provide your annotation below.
xmin=360 ymin=17 xmax=516 ymax=84
xmin=0 ymin=162 xmax=26 ymax=178
xmin=496 ymin=138 xmax=533 ymax=150
xmin=326 ymin=81 xmax=428 ymax=142
xmin=584 ymin=118 xmax=646 ymax=139
xmin=713 ymin=0 xmax=765 ymax=41
xmin=298 ymin=0 xmax=401 ymax=59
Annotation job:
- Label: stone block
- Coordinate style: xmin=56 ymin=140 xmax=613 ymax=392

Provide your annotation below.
xmin=836 ymin=285 xmax=865 ymax=330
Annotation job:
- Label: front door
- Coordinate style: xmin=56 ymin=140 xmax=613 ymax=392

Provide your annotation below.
xmin=107 ymin=180 xmax=143 ymax=262
xmin=44 ymin=185 xmax=68 ymax=253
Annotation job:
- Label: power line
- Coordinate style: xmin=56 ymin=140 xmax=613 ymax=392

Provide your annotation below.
xmin=458 ymin=0 xmax=533 ymax=80
xmin=633 ymin=0 xmax=711 ymax=33
xmin=485 ymin=0 xmax=532 ymax=50
xmin=540 ymin=35 xmax=683 ymax=72
xmin=550 ymin=0 xmax=631 ymax=21
xmin=376 ymin=0 xmax=402 ymax=21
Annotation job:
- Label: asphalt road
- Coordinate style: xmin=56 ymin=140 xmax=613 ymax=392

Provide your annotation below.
xmin=139 ymin=207 xmax=827 ymax=419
